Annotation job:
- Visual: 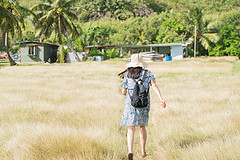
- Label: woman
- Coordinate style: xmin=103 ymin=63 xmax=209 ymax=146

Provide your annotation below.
xmin=118 ymin=54 xmax=166 ymax=160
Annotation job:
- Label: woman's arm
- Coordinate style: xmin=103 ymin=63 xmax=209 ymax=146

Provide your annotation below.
xmin=122 ymin=88 xmax=127 ymax=95
xmin=151 ymin=80 xmax=166 ymax=108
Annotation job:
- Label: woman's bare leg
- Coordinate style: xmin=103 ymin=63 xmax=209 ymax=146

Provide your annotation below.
xmin=127 ymin=126 xmax=135 ymax=153
xmin=139 ymin=126 xmax=147 ymax=155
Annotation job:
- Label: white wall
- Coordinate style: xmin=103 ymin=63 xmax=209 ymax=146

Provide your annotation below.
xmin=171 ymin=45 xmax=183 ymax=60
xmin=66 ymin=52 xmax=84 ymax=63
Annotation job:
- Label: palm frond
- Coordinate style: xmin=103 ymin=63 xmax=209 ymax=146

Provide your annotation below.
xmin=200 ymin=36 xmax=211 ymax=49
xmin=52 ymin=0 xmax=60 ymax=8
xmin=0 ymin=6 xmax=12 ymax=21
xmin=1 ymin=0 xmax=26 ymax=30
xmin=202 ymin=33 xmax=219 ymax=43
xmin=0 ymin=5 xmax=22 ymax=37
xmin=31 ymin=3 xmax=51 ymax=11
xmin=62 ymin=12 xmax=78 ymax=34
xmin=200 ymin=33 xmax=219 ymax=50
xmin=38 ymin=9 xmax=55 ymax=26
xmin=40 ymin=0 xmax=53 ymax=4
xmin=35 ymin=29 xmax=42 ymax=37
xmin=64 ymin=10 xmax=78 ymax=20
xmin=63 ymin=0 xmax=77 ymax=8
xmin=10 ymin=6 xmax=25 ymax=28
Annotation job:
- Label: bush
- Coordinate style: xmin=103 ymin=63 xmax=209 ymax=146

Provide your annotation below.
xmin=104 ymin=48 xmax=120 ymax=59
xmin=9 ymin=45 xmax=20 ymax=54
xmin=87 ymin=48 xmax=120 ymax=60
xmin=87 ymin=47 xmax=104 ymax=57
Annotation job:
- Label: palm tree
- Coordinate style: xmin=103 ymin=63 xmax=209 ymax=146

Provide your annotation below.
xmin=183 ymin=6 xmax=219 ymax=56
xmin=0 ymin=0 xmax=25 ymax=66
xmin=31 ymin=0 xmax=80 ymax=62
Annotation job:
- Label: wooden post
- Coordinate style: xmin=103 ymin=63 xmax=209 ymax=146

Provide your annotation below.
xmin=194 ymin=26 xmax=197 ymax=58
xmin=120 ymin=47 xmax=122 ymax=57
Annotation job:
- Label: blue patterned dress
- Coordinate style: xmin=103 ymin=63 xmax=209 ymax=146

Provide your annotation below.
xmin=120 ymin=69 xmax=156 ymax=126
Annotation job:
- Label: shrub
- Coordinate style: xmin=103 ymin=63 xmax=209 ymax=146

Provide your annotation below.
xmin=87 ymin=48 xmax=120 ymax=60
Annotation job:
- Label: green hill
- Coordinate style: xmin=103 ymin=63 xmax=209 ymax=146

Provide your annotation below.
xmin=19 ymin=0 xmax=240 ymax=20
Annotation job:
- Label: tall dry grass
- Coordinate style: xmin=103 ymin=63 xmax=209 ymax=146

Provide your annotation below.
xmin=0 ymin=59 xmax=239 ymax=160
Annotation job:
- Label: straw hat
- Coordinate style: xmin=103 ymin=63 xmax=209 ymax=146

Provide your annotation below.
xmin=125 ymin=54 xmax=148 ymax=68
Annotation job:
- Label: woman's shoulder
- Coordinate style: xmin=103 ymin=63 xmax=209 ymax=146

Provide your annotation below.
xmin=124 ymin=71 xmax=129 ymax=79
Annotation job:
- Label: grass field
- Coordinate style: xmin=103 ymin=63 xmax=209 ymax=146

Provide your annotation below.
xmin=0 ymin=57 xmax=240 ymax=160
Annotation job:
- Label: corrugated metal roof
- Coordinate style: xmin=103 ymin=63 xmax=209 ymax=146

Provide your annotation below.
xmin=85 ymin=45 xmax=116 ymax=49
xmin=85 ymin=43 xmax=187 ymax=49
xmin=13 ymin=41 xmax=59 ymax=47
xmin=147 ymin=43 xmax=183 ymax=47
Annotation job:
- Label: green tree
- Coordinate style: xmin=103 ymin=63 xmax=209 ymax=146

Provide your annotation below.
xmin=31 ymin=0 xmax=80 ymax=62
xmin=183 ymin=6 xmax=219 ymax=56
xmin=156 ymin=18 xmax=186 ymax=44
xmin=209 ymin=25 xmax=240 ymax=57
xmin=0 ymin=0 xmax=26 ymax=66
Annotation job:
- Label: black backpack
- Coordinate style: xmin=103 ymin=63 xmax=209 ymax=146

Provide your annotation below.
xmin=128 ymin=70 xmax=149 ymax=108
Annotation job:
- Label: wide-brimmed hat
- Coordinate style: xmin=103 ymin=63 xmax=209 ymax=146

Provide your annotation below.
xmin=125 ymin=54 xmax=148 ymax=68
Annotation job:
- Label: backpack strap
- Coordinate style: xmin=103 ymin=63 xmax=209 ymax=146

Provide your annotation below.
xmin=132 ymin=79 xmax=137 ymax=83
xmin=141 ymin=70 xmax=148 ymax=82
xmin=142 ymin=70 xmax=150 ymax=94
xmin=128 ymin=90 xmax=131 ymax=99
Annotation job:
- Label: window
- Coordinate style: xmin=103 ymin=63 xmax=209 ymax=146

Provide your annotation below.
xmin=28 ymin=46 xmax=35 ymax=55
xmin=27 ymin=45 xmax=37 ymax=57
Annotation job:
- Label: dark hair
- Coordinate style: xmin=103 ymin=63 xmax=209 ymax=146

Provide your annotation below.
xmin=118 ymin=67 xmax=142 ymax=79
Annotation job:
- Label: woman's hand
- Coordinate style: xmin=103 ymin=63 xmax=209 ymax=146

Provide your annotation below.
xmin=122 ymin=88 xmax=127 ymax=95
xmin=151 ymin=80 xmax=166 ymax=108
xmin=160 ymin=100 xmax=166 ymax=108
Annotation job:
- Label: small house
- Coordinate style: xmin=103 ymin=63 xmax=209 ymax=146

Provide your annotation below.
xmin=14 ymin=41 xmax=59 ymax=63
xmin=147 ymin=43 xmax=186 ymax=60
xmin=84 ymin=43 xmax=191 ymax=61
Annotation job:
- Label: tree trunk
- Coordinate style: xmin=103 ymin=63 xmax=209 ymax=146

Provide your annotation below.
xmin=5 ymin=32 xmax=17 ymax=66
xmin=196 ymin=37 xmax=200 ymax=55
xmin=59 ymin=44 xmax=65 ymax=63
xmin=63 ymin=27 xmax=80 ymax=62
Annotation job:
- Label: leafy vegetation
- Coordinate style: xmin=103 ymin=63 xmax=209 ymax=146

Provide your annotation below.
xmin=0 ymin=0 xmax=27 ymax=65
xmin=87 ymin=47 xmax=120 ymax=60
xmin=0 ymin=0 xmax=240 ymax=64
xmin=209 ymin=11 xmax=240 ymax=57
xmin=182 ymin=6 xmax=219 ymax=56
xmin=31 ymin=0 xmax=80 ymax=62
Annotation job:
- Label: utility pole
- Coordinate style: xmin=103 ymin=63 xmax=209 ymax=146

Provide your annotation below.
xmin=194 ymin=26 xmax=197 ymax=58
